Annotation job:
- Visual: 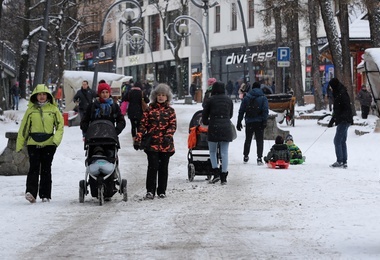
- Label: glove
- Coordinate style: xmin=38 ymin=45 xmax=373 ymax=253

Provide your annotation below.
xmin=262 ymin=120 xmax=267 ymax=128
xmin=133 ymin=144 xmax=140 ymax=151
xmin=236 ymin=122 xmax=242 ymax=131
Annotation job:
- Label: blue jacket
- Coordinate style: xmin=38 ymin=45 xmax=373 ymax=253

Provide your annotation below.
xmin=238 ymin=88 xmax=269 ymax=124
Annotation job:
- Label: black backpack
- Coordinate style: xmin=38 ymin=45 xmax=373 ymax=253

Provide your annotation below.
xmin=245 ymin=96 xmax=262 ymax=117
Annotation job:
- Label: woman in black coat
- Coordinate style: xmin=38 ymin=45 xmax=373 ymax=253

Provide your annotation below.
xmin=122 ymin=81 xmax=150 ymax=138
xmin=202 ymin=81 xmax=234 ymax=185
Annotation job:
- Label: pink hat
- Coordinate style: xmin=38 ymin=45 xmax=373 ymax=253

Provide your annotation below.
xmin=97 ymin=83 xmax=111 ymax=95
xmin=207 ymin=78 xmax=217 ymax=86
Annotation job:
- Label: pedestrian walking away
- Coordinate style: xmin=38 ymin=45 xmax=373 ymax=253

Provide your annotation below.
xmin=236 ymin=81 xmax=269 ymax=165
xmin=356 ymin=84 xmax=372 ymax=119
xmin=122 ymin=81 xmax=150 ymax=139
xmin=16 ymin=84 xmax=64 ymax=203
xmin=202 ymin=81 xmax=234 ymax=185
xmin=134 ymin=83 xmax=177 ymax=200
xmin=327 ymin=78 xmax=353 ymax=168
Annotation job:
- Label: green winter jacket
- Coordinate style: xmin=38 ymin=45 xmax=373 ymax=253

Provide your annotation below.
xmin=16 ymin=84 xmax=64 ymax=152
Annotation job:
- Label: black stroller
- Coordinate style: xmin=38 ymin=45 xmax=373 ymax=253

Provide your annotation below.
xmin=187 ymin=110 xmax=220 ymax=182
xmin=79 ymin=120 xmax=127 ymax=205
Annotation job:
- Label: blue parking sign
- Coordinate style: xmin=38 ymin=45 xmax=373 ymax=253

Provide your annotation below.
xmin=277 ymin=47 xmax=290 ymax=67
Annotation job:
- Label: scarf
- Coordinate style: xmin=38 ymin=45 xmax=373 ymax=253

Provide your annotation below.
xmin=95 ymin=98 xmax=113 ymax=118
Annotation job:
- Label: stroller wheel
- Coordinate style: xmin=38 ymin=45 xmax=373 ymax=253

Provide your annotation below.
xmin=121 ymin=179 xmax=128 ymax=202
xmin=188 ymin=163 xmax=195 ymax=182
xmin=98 ymin=185 xmax=104 ymax=206
xmin=79 ymin=180 xmax=86 ymax=203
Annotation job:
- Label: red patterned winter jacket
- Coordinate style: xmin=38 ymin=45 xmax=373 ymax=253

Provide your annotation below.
xmin=135 ymin=102 xmax=176 ymax=153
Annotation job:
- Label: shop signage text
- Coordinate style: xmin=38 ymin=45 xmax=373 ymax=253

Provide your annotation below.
xmin=225 ymin=51 xmax=274 ymax=65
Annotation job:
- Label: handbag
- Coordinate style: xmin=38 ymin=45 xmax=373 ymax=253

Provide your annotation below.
xmin=231 ymin=122 xmax=237 ymax=140
xmin=120 ymin=101 xmax=129 ymax=115
xmin=30 ymin=133 xmax=53 ymax=142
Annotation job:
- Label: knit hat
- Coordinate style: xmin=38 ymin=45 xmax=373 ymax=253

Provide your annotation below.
xmin=275 ymin=135 xmax=284 ymax=144
xmin=211 ymin=82 xmax=225 ymax=95
xmin=97 ymin=83 xmax=111 ymax=95
xmin=252 ymin=82 xmax=261 ymax=89
xmin=285 ymin=134 xmax=293 ymax=142
xmin=207 ymin=78 xmax=217 ymax=86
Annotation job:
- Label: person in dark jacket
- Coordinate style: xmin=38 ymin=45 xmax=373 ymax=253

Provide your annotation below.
xmin=80 ymin=82 xmax=126 ymax=137
xmin=327 ymin=78 xmax=353 ymax=168
xmin=202 ymin=77 xmax=217 ymax=108
xmin=73 ymin=80 xmax=96 ymax=121
xmin=11 ymin=82 xmax=21 ymax=110
xmin=134 ymin=83 xmax=177 ymax=200
xmin=122 ymin=81 xmax=150 ymax=138
xmin=356 ymin=84 xmax=373 ymax=119
xmin=236 ymin=81 xmax=269 ymax=165
xmin=264 ymin=135 xmax=290 ymax=163
xmin=226 ymin=80 xmax=234 ymax=98
xmin=202 ymin=81 xmax=234 ymax=185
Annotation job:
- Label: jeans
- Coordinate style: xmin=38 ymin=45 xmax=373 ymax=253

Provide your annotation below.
xmin=208 ymin=141 xmax=229 ymax=172
xmin=333 ymin=122 xmax=350 ymax=164
xmin=26 ymin=145 xmax=57 ymax=199
xmin=244 ymin=122 xmax=264 ymax=158
xmin=12 ymin=95 xmax=19 ymax=110
xmin=145 ymin=151 xmax=173 ymax=195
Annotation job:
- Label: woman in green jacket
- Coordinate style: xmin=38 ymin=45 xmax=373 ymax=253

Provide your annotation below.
xmin=16 ymin=84 xmax=64 ymax=203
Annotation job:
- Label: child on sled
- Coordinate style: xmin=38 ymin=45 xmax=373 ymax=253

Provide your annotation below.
xmin=285 ymin=134 xmax=305 ymax=164
xmin=264 ymin=135 xmax=290 ymax=168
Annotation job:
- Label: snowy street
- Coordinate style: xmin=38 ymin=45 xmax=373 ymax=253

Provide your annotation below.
xmin=0 ymin=101 xmax=380 ymax=259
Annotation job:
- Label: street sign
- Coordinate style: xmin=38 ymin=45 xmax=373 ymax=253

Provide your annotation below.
xmin=277 ymin=47 xmax=290 ymax=67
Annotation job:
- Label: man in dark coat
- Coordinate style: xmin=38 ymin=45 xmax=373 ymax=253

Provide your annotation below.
xmin=73 ymin=80 xmax=96 ymax=120
xmin=236 ymin=81 xmax=269 ymax=165
xmin=327 ymin=78 xmax=353 ymax=168
xmin=356 ymin=84 xmax=373 ymax=119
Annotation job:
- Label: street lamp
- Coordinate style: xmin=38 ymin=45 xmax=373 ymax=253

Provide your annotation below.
xmin=172 ymin=15 xmax=211 ymax=81
xmin=92 ymin=0 xmax=142 ymax=90
xmin=115 ymin=26 xmax=155 ymax=81
xmin=229 ymin=0 xmax=254 ymax=83
xmin=190 ymin=0 xmax=218 ymax=91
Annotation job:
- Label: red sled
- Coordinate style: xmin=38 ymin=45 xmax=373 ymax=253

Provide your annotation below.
xmin=267 ymin=160 xmax=290 ymax=169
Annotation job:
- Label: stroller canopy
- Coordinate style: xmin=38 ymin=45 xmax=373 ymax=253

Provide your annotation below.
xmin=85 ymin=120 xmax=120 ymax=148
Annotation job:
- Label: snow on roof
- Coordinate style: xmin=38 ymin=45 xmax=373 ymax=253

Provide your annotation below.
xmin=349 ymin=13 xmax=370 ymax=39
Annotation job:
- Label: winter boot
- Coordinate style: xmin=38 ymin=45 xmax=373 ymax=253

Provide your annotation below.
xmin=209 ymin=168 xmax=221 ymax=184
xmin=220 ymin=172 xmax=228 ymax=185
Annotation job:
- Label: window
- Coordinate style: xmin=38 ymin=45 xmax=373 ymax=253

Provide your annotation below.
xmin=231 ymin=3 xmax=237 ymax=31
xmin=149 ymin=14 xmax=160 ymax=52
xmin=215 ymin=6 xmax=220 ymax=33
xmin=248 ymin=0 xmax=254 ymax=28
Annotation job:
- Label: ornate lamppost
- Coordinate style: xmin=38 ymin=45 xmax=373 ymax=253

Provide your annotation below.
xmin=92 ymin=0 xmax=142 ymax=90
xmin=116 ymin=26 xmax=155 ymax=81
xmin=190 ymin=0 xmax=218 ymax=90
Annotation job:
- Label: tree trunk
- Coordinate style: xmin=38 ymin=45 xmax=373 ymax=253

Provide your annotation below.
xmin=364 ymin=0 xmax=380 ymax=47
xmin=290 ymin=0 xmax=304 ymax=106
xmin=273 ymin=5 xmax=283 ymax=94
xmin=318 ymin=0 xmax=343 ymax=80
xmin=18 ymin=0 xmax=31 ymax=98
xmin=308 ymin=0 xmax=324 ymax=110
xmin=338 ymin=2 xmax=356 ymax=115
